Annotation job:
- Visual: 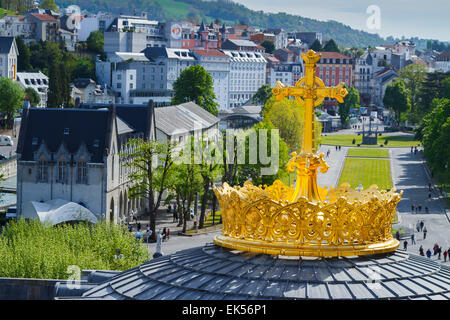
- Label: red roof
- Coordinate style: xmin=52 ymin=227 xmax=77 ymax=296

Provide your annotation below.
xmin=193 ymin=49 xmax=228 ymax=57
xmin=232 ymin=25 xmax=249 ymax=30
xmin=30 ymin=13 xmax=57 ymax=22
xmin=317 ymin=51 xmax=352 ymax=60
xmin=227 ymin=34 xmax=243 ymax=40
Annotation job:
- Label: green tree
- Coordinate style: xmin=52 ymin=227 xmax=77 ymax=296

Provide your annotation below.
xmin=168 ymin=137 xmax=204 ymax=233
xmin=261 ymin=40 xmax=275 ymax=54
xmin=309 ymin=39 xmax=322 ymax=52
xmin=263 ymin=97 xmax=322 ymax=152
xmin=39 ymin=0 xmax=58 ymax=11
xmin=383 ymin=80 xmax=410 ymax=126
xmin=197 ymin=138 xmax=221 ymax=229
xmin=172 ymin=65 xmax=218 ymax=115
xmin=15 ymin=36 xmax=31 ymax=71
xmin=398 ymin=63 xmax=427 ymax=124
xmin=235 ymin=121 xmax=291 ymax=187
xmin=24 ymin=87 xmax=41 ymax=107
xmin=86 ymin=30 xmax=104 ymax=54
xmin=47 ymin=60 xmax=62 ymax=108
xmin=323 ymin=39 xmax=340 ymax=52
xmin=338 ymin=86 xmax=360 ymax=128
xmin=121 ymin=138 xmax=175 ymax=240
xmin=0 ymin=77 xmax=25 ymax=129
xmin=252 ymin=84 xmax=273 ymax=106
xmin=416 ymin=98 xmax=450 ymax=178
xmin=440 ymin=77 xmax=450 ymax=99
xmin=72 ymin=57 xmax=96 ymax=80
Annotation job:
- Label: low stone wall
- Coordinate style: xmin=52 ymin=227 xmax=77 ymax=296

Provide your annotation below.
xmin=0 ymin=278 xmax=66 ymax=300
xmin=0 ymin=270 xmax=120 ymax=300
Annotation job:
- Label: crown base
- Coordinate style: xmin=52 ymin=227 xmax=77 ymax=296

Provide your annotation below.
xmin=214 ymin=235 xmax=400 ymax=257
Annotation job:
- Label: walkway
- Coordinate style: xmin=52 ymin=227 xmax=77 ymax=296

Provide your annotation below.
xmin=317 ymin=145 xmax=348 ymax=189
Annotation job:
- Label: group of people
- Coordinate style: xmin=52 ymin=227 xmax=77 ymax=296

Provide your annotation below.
xmin=412 ymin=204 xmax=429 ymax=214
xmin=419 ymin=244 xmax=450 ymax=261
xmin=335 ymin=145 xmax=342 ymax=151
xmin=410 ymin=146 xmax=420 ymax=154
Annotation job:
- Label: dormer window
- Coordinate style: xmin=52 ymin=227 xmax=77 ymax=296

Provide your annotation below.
xmin=64 ymin=128 xmax=70 ymax=135
xmin=32 ymin=137 xmax=38 ymax=145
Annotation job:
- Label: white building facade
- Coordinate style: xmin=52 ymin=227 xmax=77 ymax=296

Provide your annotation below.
xmin=193 ymin=49 xmax=230 ymax=110
xmin=222 ymin=50 xmax=267 ymax=108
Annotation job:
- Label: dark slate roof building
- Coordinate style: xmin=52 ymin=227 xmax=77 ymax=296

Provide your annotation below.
xmin=60 ymin=245 xmax=450 ymax=300
xmin=16 ymin=102 xmax=156 ymax=223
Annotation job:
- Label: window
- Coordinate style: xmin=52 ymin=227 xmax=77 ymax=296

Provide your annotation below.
xmin=57 ymin=160 xmax=67 ymax=183
xmin=77 ymin=161 xmax=87 ymax=184
xmin=37 ymin=160 xmax=48 ymax=182
xmin=117 ymin=83 xmax=122 ymax=89
xmin=117 ymin=74 xmax=122 ymax=80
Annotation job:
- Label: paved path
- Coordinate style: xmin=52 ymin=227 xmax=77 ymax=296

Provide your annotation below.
xmin=391 ymin=148 xmax=447 ymax=215
xmin=317 ymin=145 xmax=348 ymax=189
xmin=390 ymin=147 xmax=450 ymax=263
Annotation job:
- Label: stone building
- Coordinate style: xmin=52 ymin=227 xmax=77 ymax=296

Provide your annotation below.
xmin=0 ymin=36 xmax=18 ymax=80
xmin=16 ymin=102 xmax=156 ymax=224
xmin=16 ymin=71 xmax=49 ymax=107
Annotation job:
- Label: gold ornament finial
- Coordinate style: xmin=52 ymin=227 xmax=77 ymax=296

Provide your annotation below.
xmin=213 ymin=49 xmax=402 ymax=257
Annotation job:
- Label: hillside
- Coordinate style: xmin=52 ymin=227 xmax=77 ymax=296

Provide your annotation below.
xmin=55 ymin=0 xmax=389 ymax=48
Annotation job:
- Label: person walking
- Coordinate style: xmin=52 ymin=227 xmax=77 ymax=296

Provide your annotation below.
xmin=416 ymin=221 xmax=420 ymax=232
xmin=411 ymin=204 xmax=415 ymax=213
xmin=438 ymin=247 xmax=442 ymax=260
xmin=423 ymin=227 xmax=427 ymax=239
xmin=403 ymin=240 xmax=408 ymax=251
xmin=167 ymin=204 xmax=172 ymax=214
xmin=418 ymin=205 xmax=422 ymax=213
xmin=426 ymin=249 xmax=432 ymax=259
xmin=425 ymin=207 xmax=429 ymax=214
xmin=444 ymin=249 xmax=448 ymax=262
xmin=395 ymin=231 xmax=400 ymax=241
xmin=420 ymin=220 xmax=424 ymax=231
xmin=419 ymin=245 xmax=424 ymax=256
xmin=411 ymin=233 xmax=416 ymax=245
xmin=433 ymin=243 xmax=439 ymax=256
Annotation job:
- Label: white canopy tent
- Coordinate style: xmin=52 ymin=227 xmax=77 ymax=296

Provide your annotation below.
xmin=21 ymin=199 xmax=98 ymax=225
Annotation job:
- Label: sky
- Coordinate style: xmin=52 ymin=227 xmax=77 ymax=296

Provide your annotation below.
xmin=233 ymin=0 xmax=450 ymax=42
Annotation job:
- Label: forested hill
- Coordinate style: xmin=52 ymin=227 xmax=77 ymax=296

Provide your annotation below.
xmin=56 ymin=0 xmax=388 ymax=48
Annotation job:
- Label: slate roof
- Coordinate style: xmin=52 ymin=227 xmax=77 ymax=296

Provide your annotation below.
xmin=73 ymin=78 xmax=96 ymax=89
xmin=30 ymin=13 xmax=57 ymax=22
xmin=80 ymin=103 xmax=154 ymax=140
xmin=155 ymin=102 xmax=219 ymax=136
xmin=17 ymin=108 xmax=113 ymax=163
xmin=0 ymin=37 xmax=15 ymax=54
xmin=76 ymin=245 xmax=450 ymax=300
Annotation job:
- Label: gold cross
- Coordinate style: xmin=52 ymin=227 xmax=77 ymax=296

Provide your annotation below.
xmin=272 ymin=50 xmax=348 ymax=203
xmin=272 ymin=50 xmax=348 ymax=154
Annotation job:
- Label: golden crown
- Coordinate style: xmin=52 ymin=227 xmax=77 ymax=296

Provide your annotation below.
xmin=213 ymin=181 xmax=402 ymax=257
xmin=213 ymin=50 xmax=402 ymax=257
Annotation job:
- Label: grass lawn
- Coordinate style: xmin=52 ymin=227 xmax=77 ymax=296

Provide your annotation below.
xmin=338 ymin=158 xmax=392 ymax=190
xmin=347 ymin=148 xmax=389 ymax=158
xmin=321 ymin=135 xmax=420 ymax=148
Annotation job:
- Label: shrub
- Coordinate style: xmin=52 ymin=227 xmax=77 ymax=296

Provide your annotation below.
xmin=0 ymin=219 xmax=150 ymax=279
